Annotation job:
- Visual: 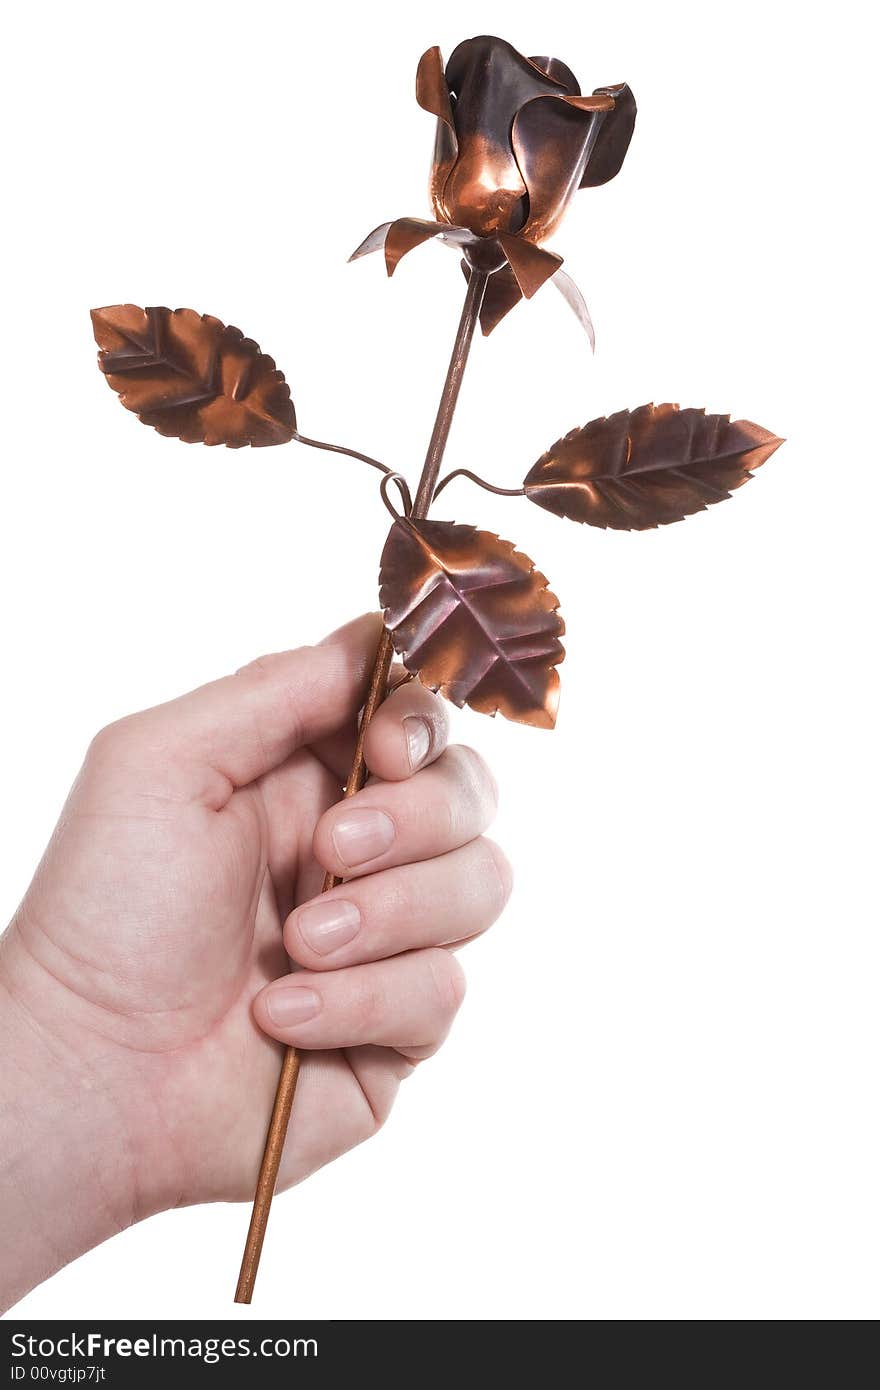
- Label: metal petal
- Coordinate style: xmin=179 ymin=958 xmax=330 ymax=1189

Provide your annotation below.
xmin=384 ymin=218 xmax=456 ymax=275
xmin=496 ymin=233 xmax=562 ymax=299
xmin=527 ymin=55 xmax=581 ymax=94
xmin=552 ymin=269 xmax=596 ymax=351
xmin=416 ymin=46 xmax=459 ymax=227
xmin=474 ymin=264 xmax=524 ymax=335
xmin=580 ymin=82 xmax=637 ymax=187
xmin=349 ymin=218 xmax=478 ymax=276
xmin=512 ymin=94 xmax=613 ymax=243
xmin=349 ymin=221 xmax=395 ymax=260
xmin=440 ymin=36 xmax=568 ymax=236
xmin=460 ymin=261 xmax=525 ymax=335
xmin=416 ymin=45 xmax=456 ymax=139
xmin=460 ymin=262 xmax=594 ymax=343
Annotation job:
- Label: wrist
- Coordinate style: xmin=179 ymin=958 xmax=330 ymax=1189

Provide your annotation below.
xmin=0 ymin=918 xmax=167 ymax=1311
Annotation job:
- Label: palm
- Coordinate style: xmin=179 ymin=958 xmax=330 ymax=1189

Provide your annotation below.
xmin=21 ymin=738 xmax=399 ymax=1209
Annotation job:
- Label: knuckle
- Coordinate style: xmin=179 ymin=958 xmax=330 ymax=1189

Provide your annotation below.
xmin=237 ymin=643 xmax=311 ymax=711
xmin=234 ymin=651 xmax=290 ymax=677
xmin=86 ymin=713 xmax=141 ymax=764
xmin=352 ymin=975 xmax=388 ymax=1035
xmin=86 ymin=723 xmax=117 ymax=762
xmin=422 ymin=692 xmax=450 ymax=743
xmin=424 ymin=947 xmax=466 ymax=1022
xmin=447 ymin=744 xmax=499 ymax=815
xmin=363 ymin=1081 xmax=395 ymax=1132
xmin=350 ymin=1055 xmax=408 ymax=1140
xmin=236 ymin=656 xmax=306 ymax=749
xmin=379 ymin=875 xmax=409 ymax=926
xmin=481 ymin=837 xmax=514 ymax=914
xmin=355 ymin=1097 xmax=384 ymax=1142
xmin=283 ymin=912 xmax=312 ymax=964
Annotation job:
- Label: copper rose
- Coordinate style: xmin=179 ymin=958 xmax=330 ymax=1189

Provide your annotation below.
xmin=351 ymin=36 xmax=636 ymax=336
xmin=418 ymin=36 xmax=633 ymax=244
xmin=87 ymin=36 xmax=781 ymax=1307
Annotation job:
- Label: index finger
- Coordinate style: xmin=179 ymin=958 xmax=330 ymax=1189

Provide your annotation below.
xmin=313 ymin=673 xmax=451 ymax=784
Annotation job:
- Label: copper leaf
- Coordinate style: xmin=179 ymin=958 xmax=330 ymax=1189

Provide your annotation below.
xmin=379 ymin=518 xmax=565 ymax=728
xmin=91 ymin=305 xmax=296 ymax=447
xmin=524 ymin=404 xmax=784 ymax=531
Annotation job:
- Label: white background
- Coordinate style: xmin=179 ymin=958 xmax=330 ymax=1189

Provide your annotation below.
xmin=2 ymin=0 xmax=876 ymax=1321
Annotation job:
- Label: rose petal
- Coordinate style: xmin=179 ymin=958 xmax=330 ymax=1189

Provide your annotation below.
xmin=416 ymin=46 xmax=459 ymax=224
xmin=349 ymin=218 xmax=478 ymax=275
xmin=513 ymin=94 xmax=605 ymax=243
xmin=440 ymin=36 xmax=566 ymax=236
xmin=459 ymin=262 xmax=524 ymax=335
xmin=496 ymin=233 xmax=563 ymax=299
xmin=552 ymin=269 xmax=596 ymax=352
xmin=527 ymin=55 xmax=581 ymax=94
xmin=580 ymin=82 xmax=637 ymax=187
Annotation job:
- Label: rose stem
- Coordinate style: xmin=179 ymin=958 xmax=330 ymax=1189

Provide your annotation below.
xmin=234 ymin=266 xmax=490 ymax=1304
xmin=233 ymin=632 xmax=394 ymax=1305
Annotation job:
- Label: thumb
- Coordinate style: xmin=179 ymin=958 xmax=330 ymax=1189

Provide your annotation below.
xmin=109 ymin=613 xmax=383 ymax=801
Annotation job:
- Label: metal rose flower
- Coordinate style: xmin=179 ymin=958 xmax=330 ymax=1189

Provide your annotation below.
xmin=420 ymin=36 xmax=633 ymax=242
xmin=351 ymin=35 xmax=636 ymax=339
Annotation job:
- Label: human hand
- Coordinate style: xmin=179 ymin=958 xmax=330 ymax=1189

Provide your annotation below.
xmin=0 ymin=613 xmax=509 ymax=1310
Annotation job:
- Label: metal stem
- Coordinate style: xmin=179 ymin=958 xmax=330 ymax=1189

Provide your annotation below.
xmin=234 ymin=629 xmax=394 ymax=1306
xmin=412 ymin=269 xmax=489 ymax=518
xmin=235 ymin=269 xmax=488 ymax=1304
xmin=292 ymin=430 xmax=392 ymax=477
xmin=433 ymin=468 xmax=526 ymax=502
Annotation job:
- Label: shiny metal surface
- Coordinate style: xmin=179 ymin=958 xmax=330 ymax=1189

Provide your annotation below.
xmin=379 ymin=518 xmax=564 ymax=728
xmin=424 ymin=37 xmax=617 ymax=240
xmin=524 ymin=404 xmax=785 ymax=530
xmin=352 ymin=35 xmax=636 ymax=336
xmin=581 ymin=83 xmax=637 ymax=187
xmin=411 ymin=268 xmax=488 ymax=517
xmin=458 ymin=261 xmax=595 ymax=345
xmin=91 ymin=305 xmax=296 ymax=447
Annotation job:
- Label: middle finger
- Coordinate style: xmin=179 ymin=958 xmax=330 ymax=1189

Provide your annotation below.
xmin=312 ymin=744 xmax=498 ymax=879
xmin=286 ymin=836 xmax=512 ymax=969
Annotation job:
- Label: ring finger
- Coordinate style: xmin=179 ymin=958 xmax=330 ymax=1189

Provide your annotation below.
xmin=253 ymin=947 xmax=467 ymax=1061
xmin=285 ymin=836 xmax=512 ymax=969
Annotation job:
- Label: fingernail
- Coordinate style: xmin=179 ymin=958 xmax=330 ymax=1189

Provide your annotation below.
xmin=403 ymin=715 xmax=431 ymax=771
xmin=265 ymin=986 xmax=321 ymax=1029
xmin=297 ymin=900 xmax=361 ymax=955
xmin=331 ymin=809 xmax=395 ymax=869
